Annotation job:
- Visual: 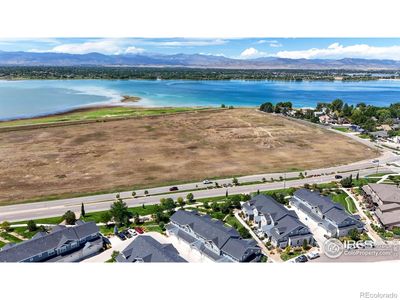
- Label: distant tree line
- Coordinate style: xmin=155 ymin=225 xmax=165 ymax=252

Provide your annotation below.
xmin=0 ymin=66 xmax=397 ymax=81
xmin=259 ymin=98 xmax=400 ymax=132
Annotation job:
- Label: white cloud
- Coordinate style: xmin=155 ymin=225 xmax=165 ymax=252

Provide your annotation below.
xmin=240 ymin=47 xmax=268 ymax=59
xmin=199 ymin=52 xmax=226 ymax=56
xmin=151 ymin=39 xmax=227 ymax=47
xmin=49 ymin=40 xmax=122 ymax=54
xmin=29 ymin=39 xmax=144 ymax=55
xmin=275 ymin=43 xmax=400 ymax=60
xmin=269 ymin=41 xmax=282 ymax=48
xmin=124 ymin=46 xmax=145 ymax=54
xmin=256 ymin=40 xmax=282 ymax=47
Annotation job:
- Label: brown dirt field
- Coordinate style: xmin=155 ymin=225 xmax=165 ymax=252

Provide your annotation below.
xmin=0 ymin=108 xmax=375 ymax=204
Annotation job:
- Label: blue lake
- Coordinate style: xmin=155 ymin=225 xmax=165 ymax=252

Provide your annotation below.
xmin=0 ymin=79 xmax=399 ymax=120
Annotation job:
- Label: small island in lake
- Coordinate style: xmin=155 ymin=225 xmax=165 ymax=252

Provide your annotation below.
xmin=121 ymin=95 xmax=141 ymax=103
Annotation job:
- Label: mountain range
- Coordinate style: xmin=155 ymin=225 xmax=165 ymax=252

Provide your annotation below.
xmin=1 ymin=51 xmax=400 ymax=70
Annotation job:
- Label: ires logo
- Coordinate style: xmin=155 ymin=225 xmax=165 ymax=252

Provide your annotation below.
xmin=323 ymin=238 xmax=376 ymax=259
xmin=343 ymin=240 xmax=375 ymax=250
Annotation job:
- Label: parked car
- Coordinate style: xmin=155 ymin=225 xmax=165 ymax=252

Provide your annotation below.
xmin=102 ymin=236 xmax=112 ymax=249
xmin=117 ymin=233 xmax=127 ymax=241
xmin=334 ymin=174 xmax=343 ymax=179
xmin=135 ymin=227 xmax=144 ymax=234
xmin=203 ymin=179 xmax=212 ymax=184
xmin=128 ymin=228 xmax=137 ymax=236
xmin=122 ymin=230 xmax=132 ymax=238
xmin=372 ymin=159 xmax=379 ymax=163
xmin=307 ymin=252 xmax=320 ymax=260
xmin=169 ymin=186 xmax=179 ymax=191
xmin=295 ymin=255 xmax=308 ymax=263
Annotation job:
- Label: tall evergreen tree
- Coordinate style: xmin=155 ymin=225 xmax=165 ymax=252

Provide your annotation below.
xmin=81 ymin=202 xmax=86 ymax=218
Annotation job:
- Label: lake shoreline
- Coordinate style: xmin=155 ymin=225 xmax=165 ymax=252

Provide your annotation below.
xmin=1 ymin=79 xmax=399 ymax=120
xmin=0 ymin=94 xmax=144 ymax=122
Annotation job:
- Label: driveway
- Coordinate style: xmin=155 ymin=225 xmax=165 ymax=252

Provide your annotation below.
xmin=82 ymin=235 xmax=138 ymax=262
xmin=147 ymin=232 xmax=212 ymax=263
xmin=82 ymin=231 xmax=212 ymax=263
xmin=288 ymin=205 xmax=327 ymax=252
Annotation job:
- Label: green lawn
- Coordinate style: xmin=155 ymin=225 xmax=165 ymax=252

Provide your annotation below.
xmin=0 ymin=240 xmax=6 ymax=248
xmin=352 ymin=178 xmax=380 ymax=186
xmin=12 ymin=227 xmax=41 ymax=239
xmin=333 ymin=127 xmax=350 ymax=133
xmin=12 ymin=216 xmax=62 ymax=225
xmin=99 ymin=221 xmax=164 ymax=236
xmin=197 ymin=195 xmax=227 ymax=203
xmin=0 ymin=232 xmax=22 ymax=244
xmin=142 ymin=224 xmax=164 ymax=234
xmin=280 ymin=249 xmax=305 ymax=261
xmin=366 ymin=172 xmax=391 ymax=178
xmin=388 ymin=175 xmax=400 ymax=179
xmin=0 ymin=106 xmax=206 ymax=128
xmin=225 ymin=215 xmax=243 ymax=229
xmin=316 ymin=182 xmax=338 ymax=189
xmin=332 ymin=193 xmax=357 ymax=214
xmin=358 ymin=134 xmax=371 ymax=139
xmin=98 ymin=225 xmax=118 ymax=236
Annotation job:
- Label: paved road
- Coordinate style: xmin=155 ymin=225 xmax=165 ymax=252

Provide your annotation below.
xmin=0 ymin=160 xmax=394 ymax=222
xmin=0 ymin=123 xmax=398 ymax=224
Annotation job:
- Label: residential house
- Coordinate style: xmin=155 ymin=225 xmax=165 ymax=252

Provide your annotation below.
xmin=290 ymin=189 xmax=364 ymax=237
xmin=377 ymin=124 xmax=392 ymax=132
xmin=116 ymin=235 xmax=187 ymax=263
xmin=319 ymin=115 xmax=333 ymax=124
xmin=349 ymin=124 xmax=365 ymax=133
xmin=362 ymin=183 xmax=400 ymax=229
xmin=242 ymin=194 xmax=314 ymax=248
xmin=314 ymin=111 xmax=324 ymax=117
xmin=166 ymin=210 xmax=261 ymax=262
xmin=369 ymin=131 xmax=388 ymax=140
xmin=0 ymin=220 xmax=103 ymax=262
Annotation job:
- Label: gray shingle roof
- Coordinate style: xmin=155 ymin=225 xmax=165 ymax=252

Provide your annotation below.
xmin=294 ymin=189 xmax=361 ymax=227
xmin=294 ymin=189 xmax=343 ymax=214
xmin=170 ymin=210 xmax=239 ymax=249
xmin=0 ymin=221 xmax=99 ymax=262
xmin=170 ymin=210 xmax=259 ymax=261
xmin=364 ymin=184 xmax=400 ymax=204
xmin=116 ymin=236 xmax=187 ymax=263
xmin=249 ymin=194 xmax=298 ymax=221
xmin=247 ymin=194 xmax=310 ymax=241
xmin=221 ymin=238 xmax=257 ymax=261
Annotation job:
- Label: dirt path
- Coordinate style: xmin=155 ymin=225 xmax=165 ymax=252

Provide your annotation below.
xmin=0 ymin=108 xmax=376 ymax=204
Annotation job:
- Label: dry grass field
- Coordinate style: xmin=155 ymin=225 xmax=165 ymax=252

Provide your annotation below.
xmin=0 ymin=108 xmax=376 ymax=203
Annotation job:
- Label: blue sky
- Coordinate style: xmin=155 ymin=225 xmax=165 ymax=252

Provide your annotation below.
xmin=1 ymin=38 xmax=400 ymax=60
